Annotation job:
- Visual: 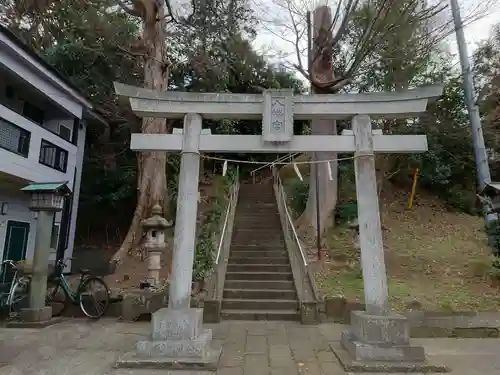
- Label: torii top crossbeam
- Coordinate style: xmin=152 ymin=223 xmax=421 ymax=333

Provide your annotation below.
xmin=114 ymin=82 xmax=443 ymax=120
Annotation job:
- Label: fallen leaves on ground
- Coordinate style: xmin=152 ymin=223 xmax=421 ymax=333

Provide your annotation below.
xmin=314 ymin=188 xmax=500 ymax=312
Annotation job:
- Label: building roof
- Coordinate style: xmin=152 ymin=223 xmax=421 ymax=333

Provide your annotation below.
xmin=0 ymin=25 xmax=95 ymax=113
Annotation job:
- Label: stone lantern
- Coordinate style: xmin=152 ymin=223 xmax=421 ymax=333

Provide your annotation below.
xmin=478 ymin=183 xmax=500 ymax=215
xmin=141 ymin=204 xmax=172 ymax=287
xmin=15 ymin=182 xmax=70 ymax=327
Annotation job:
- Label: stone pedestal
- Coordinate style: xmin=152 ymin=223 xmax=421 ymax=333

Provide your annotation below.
xmin=121 ymin=289 xmax=168 ymax=321
xmin=115 ymin=308 xmax=221 ymax=371
xmin=331 ymin=311 xmax=450 ymax=373
xmin=7 ymin=306 xmax=62 ymax=328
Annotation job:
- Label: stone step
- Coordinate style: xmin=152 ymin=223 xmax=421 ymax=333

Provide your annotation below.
xmin=232 ymin=228 xmax=281 ymax=235
xmin=223 ymin=288 xmax=297 ymax=300
xmin=232 ymin=234 xmax=284 ymax=241
xmin=230 ymin=244 xmax=286 ymax=251
xmin=231 ymin=242 xmax=285 ymax=249
xmin=233 ymin=222 xmax=280 ymax=228
xmin=236 ymin=203 xmax=276 ymax=208
xmin=231 ymin=239 xmax=285 ymax=245
xmin=231 ymin=237 xmax=284 ymax=245
xmin=234 ymin=214 xmax=279 ymax=219
xmin=236 ymin=205 xmax=276 ymax=210
xmin=225 ymin=271 xmax=293 ymax=281
xmin=232 ymin=225 xmax=281 ymax=231
xmin=222 ymin=298 xmax=299 ymax=310
xmin=237 ymin=200 xmax=275 ymax=204
xmin=228 ymin=257 xmax=289 ymax=265
xmin=220 ymin=309 xmax=300 ymax=321
xmin=230 ymin=249 xmax=288 ymax=257
xmin=224 ymin=280 xmax=295 ymax=290
xmin=233 ymin=228 xmax=281 ymax=234
xmin=226 ymin=264 xmax=291 ymax=273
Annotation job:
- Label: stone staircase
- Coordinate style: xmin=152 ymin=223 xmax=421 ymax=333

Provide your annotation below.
xmin=221 ymin=182 xmax=300 ymax=321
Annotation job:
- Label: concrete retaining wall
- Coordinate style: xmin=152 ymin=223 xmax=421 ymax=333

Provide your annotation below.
xmin=320 ymin=296 xmax=500 ymax=338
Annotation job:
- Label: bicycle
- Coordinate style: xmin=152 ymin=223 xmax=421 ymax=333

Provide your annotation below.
xmin=0 ymin=260 xmax=29 ymax=319
xmin=46 ymin=258 xmax=110 ymax=319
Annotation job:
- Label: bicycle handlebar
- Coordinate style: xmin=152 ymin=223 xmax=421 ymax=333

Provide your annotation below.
xmin=55 ymin=257 xmax=75 ymax=267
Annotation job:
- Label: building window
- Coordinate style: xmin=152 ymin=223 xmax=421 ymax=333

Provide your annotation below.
xmin=39 ymin=139 xmax=68 ymax=172
xmin=22 ymin=101 xmax=44 ymax=125
xmin=50 ymin=223 xmax=60 ymax=249
xmin=0 ymin=117 xmax=30 ymax=157
xmin=59 ymin=124 xmax=72 ymax=142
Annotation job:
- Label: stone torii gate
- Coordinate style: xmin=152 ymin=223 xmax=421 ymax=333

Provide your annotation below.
xmin=114 ymin=82 xmax=446 ymax=372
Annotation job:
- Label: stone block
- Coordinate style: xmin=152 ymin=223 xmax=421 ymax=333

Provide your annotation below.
xmin=115 ymin=307 xmax=221 ymax=371
xmin=6 ymin=307 xmax=62 ymax=328
xmin=410 ymin=326 xmax=453 ymax=338
xmin=341 ymin=331 xmax=425 ymax=362
xmin=331 ymin=342 xmax=450 ymax=373
xmin=121 ymin=289 xmax=168 ymax=321
xmin=452 ymin=327 xmax=499 ymax=338
xmin=20 ymin=306 xmax=52 ymax=322
xmin=137 ymin=328 xmax=212 ymax=357
xmin=324 ymin=296 xmax=346 ymax=320
xmin=151 ymin=308 xmax=203 ymax=340
xmin=203 ymin=299 xmax=221 ymax=323
xmin=300 ymin=302 xmax=319 ymax=325
xmin=115 ymin=347 xmax=222 ymax=371
xmin=350 ymin=310 xmax=410 ymax=346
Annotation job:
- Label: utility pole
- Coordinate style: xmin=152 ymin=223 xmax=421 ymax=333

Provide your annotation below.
xmin=449 ymin=0 xmax=495 ymax=223
xmin=306 ymin=11 xmax=322 ymax=260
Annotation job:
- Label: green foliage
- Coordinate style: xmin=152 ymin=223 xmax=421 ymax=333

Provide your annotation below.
xmin=493 ymin=258 xmax=500 ymax=271
xmin=284 ymin=178 xmax=309 ymax=217
xmin=405 ymin=76 xmax=478 ymax=214
xmin=3 ymin=0 xmax=302 ymax=245
xmin=192 ymin=174 xmax=233 ymax=281
xmin=166 ymin=155 xmax=181 ymax=221
xmin=486 ymin=220 xmax=500 ymax=255
xmin=335 ymin=202 xmax=358 ymax=225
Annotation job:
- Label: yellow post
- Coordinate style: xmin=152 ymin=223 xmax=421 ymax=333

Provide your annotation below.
xmin=408 ymin=168 xmax=419 ymax=209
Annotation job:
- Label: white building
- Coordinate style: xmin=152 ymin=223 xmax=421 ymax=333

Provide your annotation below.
xmin=0 ymin=26 xmax=101 ymax=269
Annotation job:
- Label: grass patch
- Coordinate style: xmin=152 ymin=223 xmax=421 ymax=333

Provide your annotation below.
xmin=315 ymin=188 xmax=500 ymax=312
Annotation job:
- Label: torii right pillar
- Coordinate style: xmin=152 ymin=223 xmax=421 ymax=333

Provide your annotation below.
xmin=331 ymin=115 xmax=450 ymax=373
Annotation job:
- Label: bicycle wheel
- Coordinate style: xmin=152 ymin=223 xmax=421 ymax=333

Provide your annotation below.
xmin=78 ymin=277 xmax=110 ymax=319
xmin=7 ymin=280 xmax=29 ymax=320
xmin=46 ymin=280 xmax=69 ymax=317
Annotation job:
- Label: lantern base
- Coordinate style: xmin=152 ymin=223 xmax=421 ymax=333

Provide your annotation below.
xmin=7 ymin=307 xmax=62 ymax=328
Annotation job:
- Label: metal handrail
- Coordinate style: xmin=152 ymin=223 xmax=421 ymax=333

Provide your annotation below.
xmin=250 ymin=152 xmax=301 ymax=183
xmin=215 ymin=173 xmax=240 ymax=264
xmin=273 ymin=167 xmax=307 ymax=266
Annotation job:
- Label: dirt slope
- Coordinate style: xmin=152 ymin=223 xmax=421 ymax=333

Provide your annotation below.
xmin=315 ymin=187 xmax=500 ymax=312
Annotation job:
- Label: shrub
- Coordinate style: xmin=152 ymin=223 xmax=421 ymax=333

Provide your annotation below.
xmin=486 ymin=220 xmax=500 ymax=255
xmin=284 ymin=178 xmax=309 ymax=217
xmin=335 ymin=202 xmax=358 ymax=225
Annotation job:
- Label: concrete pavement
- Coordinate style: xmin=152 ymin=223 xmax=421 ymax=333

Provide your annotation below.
xmin=0 ymin=319 xmax=499 ymax=374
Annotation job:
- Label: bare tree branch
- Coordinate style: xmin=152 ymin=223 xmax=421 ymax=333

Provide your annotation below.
xmin=116 ymin=0 xmax=141 ymax=17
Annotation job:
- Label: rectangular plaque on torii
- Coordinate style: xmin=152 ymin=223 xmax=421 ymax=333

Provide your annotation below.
xmin=262 ymin=89 xmax=294 ymax=143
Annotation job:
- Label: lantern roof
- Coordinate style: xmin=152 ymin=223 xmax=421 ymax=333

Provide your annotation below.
xmin=481 ymin=183 xmax=500 ymax=198
xmin=142 ymin=204 xmax=173 ymax=229
xmin=21 ymin=181 xmax=71 ymax=194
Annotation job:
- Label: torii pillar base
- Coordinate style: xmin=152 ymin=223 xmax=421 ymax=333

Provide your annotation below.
xmin=331 ymin=311 xmax=450 ymax=373
xmin=115 ymin=308 xmax=221 ymax=371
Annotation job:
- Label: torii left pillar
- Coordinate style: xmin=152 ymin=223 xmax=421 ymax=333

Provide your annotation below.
xmin=116 ymin=113 xmax=221 ymax=370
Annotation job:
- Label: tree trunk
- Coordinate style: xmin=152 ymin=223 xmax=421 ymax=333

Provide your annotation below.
xmin=297 ymin=120 xmax=338 ymax=238
xmin=297 ymin=6 xmax=338 ymax=239
xmin=111 ymin=1 xmax=169 ymax=267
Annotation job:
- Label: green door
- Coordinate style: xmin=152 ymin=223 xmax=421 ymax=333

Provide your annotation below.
xmin=1 ymin=221 xmax=30 ymax=285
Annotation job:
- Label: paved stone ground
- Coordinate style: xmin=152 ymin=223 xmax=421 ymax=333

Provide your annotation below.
xmin=0 ymin=318 xmax=499 ymax=375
